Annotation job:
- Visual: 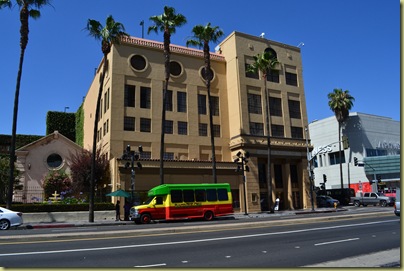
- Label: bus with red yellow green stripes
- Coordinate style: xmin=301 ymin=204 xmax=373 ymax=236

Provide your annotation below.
xmin=129 ymin=183 xmax=233 ymax=224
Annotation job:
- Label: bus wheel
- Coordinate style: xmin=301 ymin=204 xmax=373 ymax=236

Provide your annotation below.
xmin=140 ymin=214 xmax=151 ymax=224
xmin=203 ymin=211 xmax=214 ymax=221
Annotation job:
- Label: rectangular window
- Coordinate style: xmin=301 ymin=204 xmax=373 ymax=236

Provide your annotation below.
xmin=291 ymin=126 xmax=303 ymax=139
xmin=274 ymin=164 xmax=283 ymax=188
xmin=213 ymin=124 xmax=221 ymax=137
xmin=266 ymin=69 xmax=279 ymax=83
xmin=124 ymin=85 xmax=135 ymax=107
xmin=207 ymin=189 xmax=217 ymax=201
xmin=199 ymin=123 xmax=208 ymax=136
xmin=178 ymin=121 xmax=188 ymax=135
xmin=171 ymin=190 xmax=183 ymax=203
xmin=165 ymin=90 xmax=173 ymax=111
xmin=217 ymin=188 xmax=229 ymax=201
xmin=285 ymin=72 xmax=298 ymax=86
xmin=198 ymin=94 xmax=207 ymax=115
xmin=288 ymin=100 xmax=301 ymax=119
xmin=269 ymin=97 xmax=282 ymax=116
xmin=107 ymin=88 xmax=110 ymax=110
xmin=163 ymin=152 xmax=174 ymax=160
xmin=104 ymin=91 xmax=108 ymax=113
xmin=183 ymin=190 xmax=195 ymax=202
xmin=164 ymin=120 xmax=173 ymax=134
xmin=195 ymin=189 xmax=206 ymax=202
xmin=290 ymin=164 xmax=299 ymax=188
xmin=248 ymin=93 xmax=262 ymax=114
xmin=250 ymin=122 xmax=264 ymax=136
xmin=140 ymin=151 xmax=151 ymax=159
xmin=245 ymin=63 xmax=259 ymax=79
xmin=140 ymin=87 xmax=151 ymax=109
xmin=210 ymin=96 xmax=220 ymax=116
xmin=329 ymin=151 xmax=346 ymax=165
xmin=124 ymin=117 xmax=135 ymax=131
xmin=177 ymin=91 xmax=187 ymax=113
xmin=140 ymin=118 xmax=151 ymax=132
xmin=271 ymin=124 xmax=284 ymax=137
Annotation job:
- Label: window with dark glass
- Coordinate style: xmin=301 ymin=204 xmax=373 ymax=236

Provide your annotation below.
xmin=124 ymin=117 xmax=135 ymax=131
xmin=195 ymin=189 xmax=206 ymax=201
xmin=198 ymin=94 xmax=207 ymax=115
xmin=274 ymin=164 xmax=283 ymax=188
xmin=130 ymin=54 xmax=147 ymax=71
xmin=124 ymin=85 xmax=135 ymax=107
xmin=213 ymin=124 xmax=221 ymax=137
xmin=217 ymin=189 xmax=229 ymax=201
xmin=285 ymin=72 xmax=298 ymax=86
xmin=269 ymin=97 xmax=282 ymax=116
xmin=140 ymin=87 xmax=151 ymax=109
xmin=170 ymin=61 xmax=182 ymax=76
xmin=210 ymin=96 xmax=220 ymax=116
xmin=207 ymin=189 xmax=217 ymax=201
xmin=200 ymin=67 xmax=214 ymax=81
xmin=165 ymin=90 xmax=173 ymax=111
xmin=248 ymin=93 xmax=262 ymax=114
xmin=290 ymin=164 xmax=299 ymax=188
xmin=271 ymin=124 xmax=284 ymax=137
xmin=171 ymin=190 xmax=183 ymax=203
xmin=177 ymin=91 xmax=187 ymax=112
xmin=266 ymin=69 xmax=279 ymax=83
xmin=140 ymin=118 xmax=151 ymax=132
xmin=245 ymin=63 xmax=259 ymax=79
xmin=291 ymin=126 xmax=303 ymax=139
xmin=250 ymin=122 xmax=264 ymax=136
xmin=47 ymin=153 xmax=63 ymax=168
xmin=164 ymin=120 xmax=173 ymax=134
xmin=163 ymin=152 xmax=174 ymax=160
xmin=199 ymin=123 xmax=208 ymax=136
xmin=264 ymin=47 xmax=278 ymax=59
xmin=178 ymin=121 xmax=188 ymax=135
xmin=288 ymin=100 xmax=301 ymax=119
xmin=329 ymin=151 xmax=346 ymax=165
xmin=183 ymin=190 xmax=195 ymax=202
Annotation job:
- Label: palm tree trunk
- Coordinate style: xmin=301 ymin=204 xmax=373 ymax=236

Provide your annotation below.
xmin=338 ymin=122 xmax=344 ymax=189
xmin=89 ymin=56 xmax=106 ymax=222
xmin=263 ymin=78 xmax=273 ymax=212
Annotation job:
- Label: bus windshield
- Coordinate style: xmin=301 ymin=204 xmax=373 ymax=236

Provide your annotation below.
xmin=143 ymin=197 xmax=154 ymax=205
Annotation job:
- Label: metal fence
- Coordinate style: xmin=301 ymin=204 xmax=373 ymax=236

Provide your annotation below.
xmin=13 ymin=187 xmax=44 ymax=204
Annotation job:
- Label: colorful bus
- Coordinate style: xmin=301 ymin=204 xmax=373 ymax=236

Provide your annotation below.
xmin=129 ymin=183 xmax=233 ymax=224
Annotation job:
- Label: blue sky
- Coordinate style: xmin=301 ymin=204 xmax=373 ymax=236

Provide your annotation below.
xmin=0 ymin=0 xmax=400 ymax=136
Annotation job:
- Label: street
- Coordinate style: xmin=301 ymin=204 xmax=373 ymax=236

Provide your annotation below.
xmin=0 ymin=212 xmax=400 ymax=267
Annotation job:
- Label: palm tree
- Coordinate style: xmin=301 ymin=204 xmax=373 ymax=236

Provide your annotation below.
xmin=247 ymin=51 xmax=279 ymax=212
xmin=1 ymin=0 xmax=52 ymax=209
xmin=148 ymin=6 xmax=186 ymax=185
xmin=86 ymin=15 xmax=128 ymax=222
xmin=186 ymin=23 xmax=224 ymax=183
xmin=328 ymin=88 xmax=355 ymax=189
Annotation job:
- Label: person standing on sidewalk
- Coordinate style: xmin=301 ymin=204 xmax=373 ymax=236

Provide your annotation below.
xmin=115 ymin=200 xmax=121 ymax=221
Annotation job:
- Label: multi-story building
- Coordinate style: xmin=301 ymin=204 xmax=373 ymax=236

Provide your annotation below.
xmin=309 ymin=112 xmax=400 ymax=196
xmin=82 ymin=31 xmax=311 ymax=212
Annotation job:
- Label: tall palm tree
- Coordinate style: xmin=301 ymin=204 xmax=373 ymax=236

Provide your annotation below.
xmin=86 ymin=15 xmax=128 ymax=222
xmin=1 ymin=0 xmax=52 ymax=209
xmin=328 ymin=88 xmax=355 ymax=190
xmin=148 ymin=6 xmax=186 ymax=185
xmin=247 ymin=51 xmax=279 ymax=213
xmin=186 ymin=23 xmax=224 ymax=183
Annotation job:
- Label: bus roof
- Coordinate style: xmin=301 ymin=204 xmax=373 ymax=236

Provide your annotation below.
xmin=148 ymin=183 xmax=231 ymax=196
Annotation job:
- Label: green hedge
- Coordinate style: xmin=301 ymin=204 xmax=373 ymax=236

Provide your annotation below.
xmin=2 ymin=202 xmax=114 ymax=213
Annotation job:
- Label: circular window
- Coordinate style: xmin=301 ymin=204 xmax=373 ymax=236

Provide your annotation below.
xmin=129 ymin=54 xmax=147 ymax=71
xmin=170 ymin=61 xmax=183 ymax=77
xmin=200 ymin=67 xmax=215 ymax=81
xmin=47 ymin=153 xmax=63 ymax=169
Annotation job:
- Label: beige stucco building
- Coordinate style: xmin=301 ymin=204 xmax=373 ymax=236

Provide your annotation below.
xmin=82 ymin=31 xmax=313 ymax=212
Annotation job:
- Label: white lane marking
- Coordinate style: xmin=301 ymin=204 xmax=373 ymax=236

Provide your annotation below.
xmin=0 ymin=220 xmax=397 ymax=257
xmin=134 ymin=263 xmax=166 ymax=267
xmin=315 ymin=238 xmax=360 ymax=246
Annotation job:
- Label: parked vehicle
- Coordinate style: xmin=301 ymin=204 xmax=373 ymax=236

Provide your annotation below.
xmin=394 ymin=188 xmax=400 ymax=217
xmin=0 ymin=207 xmax=23 ymax=230
xmin=316 ymin=188 xmax=354 ymax=206
xmin=129 ymin=183 xmax=233 ymax=224
xmin=316 ymin=195 xmax=340 ymax=208
xmin=351 ymin=192 xmax=394 ymax=207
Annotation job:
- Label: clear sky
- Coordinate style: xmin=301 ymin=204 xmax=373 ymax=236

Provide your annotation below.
xmin=0 ymin=0 xmax=400 ymax=136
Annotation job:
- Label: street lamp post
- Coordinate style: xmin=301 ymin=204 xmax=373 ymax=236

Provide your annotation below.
xmin=122 ymin=145 xmax=143 ymax=205
xmin=234 ymin=151 xmax=250 ymax=215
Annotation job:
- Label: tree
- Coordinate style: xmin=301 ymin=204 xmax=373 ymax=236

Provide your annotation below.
xmin=42 ymin=170 xmax=72 ymax=200
xmin=85 ymin=15 xmax=127 ymax=222
xmin=1 ymin=0 xmax=52 ymax=209
xmin=328 ymin=88 xmax=355 ymax=189
xmin=0 ymin=157 xmax=21 ymax=204
xmin=186 ymin=23 xmax=223 ymax=183
xmin=247 ymin=51 xmax=279 ymax=212
xmin=148 ymin=6 xmax=187 ymax=185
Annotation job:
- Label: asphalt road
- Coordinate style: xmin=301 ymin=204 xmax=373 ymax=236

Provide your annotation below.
xmin=0 ymin=213 xmax=400 ymax=267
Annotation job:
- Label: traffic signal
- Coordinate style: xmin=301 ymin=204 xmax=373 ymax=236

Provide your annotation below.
xmin=323 ymin=174 xmax=327 ymax=183
xmin=342 ymin=135 xmax=349 ymax=149
xmin=354 ymin=157 xmax=358 ymax=166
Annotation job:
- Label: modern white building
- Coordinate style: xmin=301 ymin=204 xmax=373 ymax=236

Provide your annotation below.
xmin=308 ymin=112 xmax=400 ymax=195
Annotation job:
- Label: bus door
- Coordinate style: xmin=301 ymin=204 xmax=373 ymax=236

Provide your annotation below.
xmin=152 ymin=196 xmax=166 ymax=220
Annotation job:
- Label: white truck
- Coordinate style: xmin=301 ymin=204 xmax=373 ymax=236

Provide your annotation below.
xmin=351 ymin=192 xmax=394 ymax=207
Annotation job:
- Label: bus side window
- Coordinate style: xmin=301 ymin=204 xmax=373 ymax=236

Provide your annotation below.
xmin=217 ymin=189 xmax=229 ymax=201
xmin=156 ymin=196 xmax=163 ymax=205
xmin=171 ymin=190 xmax=183 ymax=203
xmin=183 ymin=190 xmax=195 ymax=202
xmin=207 ymin=189 xmax=217 ymax=201
xmin=195 ymin=189 xmax=206 ymax=202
